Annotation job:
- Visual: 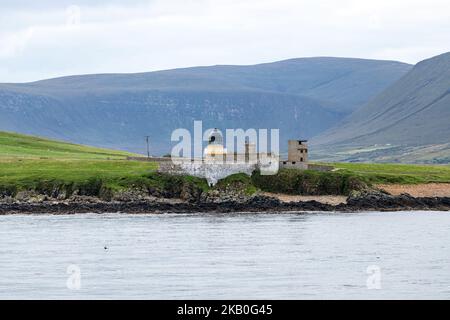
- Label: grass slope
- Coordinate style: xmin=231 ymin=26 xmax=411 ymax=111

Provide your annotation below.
xmin=0 ymin=131 xmax=162 ymax=195
xmin=332 ymin=162 xmax=450 ymax=184
xmin=0 ymin=131 xmax=135 ymax=159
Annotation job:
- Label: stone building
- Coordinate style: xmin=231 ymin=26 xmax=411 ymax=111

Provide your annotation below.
xmin=280 ymin=140 xmax=308 ymax=169
xmin=204 ymin=129 xmax=260 ymax=164
xmin=148 ymin=131 xmax=309 ymax=185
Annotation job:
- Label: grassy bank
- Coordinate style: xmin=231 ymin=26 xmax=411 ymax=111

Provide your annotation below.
xmin=250 ymin=163 xmax=450 ymax=196
xmin=0 ymin=131 xmax=214 ymax=200
xmin=0 ymin=131 xmax=163 ymax=197
xmin=2 ymin=159 xmax=450 ymax=198
xmin=331 ymin=162 xmax=450 ymax=184
xmin=0 ymin=131 xmax=135 ymax=160
xmin=0 ymin=158 xmax=157 ymax=191
xmin=251 ymin=169 xmax=367 ymax=195
xmin=2 ymin=131 xmax=450 ymax=199
xmin=0 ymin=157 xmax=213 ymax=199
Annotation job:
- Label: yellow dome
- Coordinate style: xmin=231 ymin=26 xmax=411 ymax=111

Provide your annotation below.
xmin=205 ymin=144 xmax=226 ymax=156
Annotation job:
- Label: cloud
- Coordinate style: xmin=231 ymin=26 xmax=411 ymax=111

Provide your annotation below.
xmin=66 ymin=5 xmax=82 ymax=26
xmin=0 ymin=28 xmax=35 ymax=59
xmin=0 ymin=0 xmax=449 ymax=82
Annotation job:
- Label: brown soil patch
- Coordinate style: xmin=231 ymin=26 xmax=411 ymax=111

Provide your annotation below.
xmin=261 ymin=192 xmax=347 ymax=205
xmin=377 ymin=183 xmax=450 ymax=197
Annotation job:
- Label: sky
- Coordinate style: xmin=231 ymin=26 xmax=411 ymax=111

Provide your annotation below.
xmin=0 ymin=0 xmax=449 ymax=83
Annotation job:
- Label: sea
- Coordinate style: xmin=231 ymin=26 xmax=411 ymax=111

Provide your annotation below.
xmin=1 ymin=211 xmax=449 ymax=299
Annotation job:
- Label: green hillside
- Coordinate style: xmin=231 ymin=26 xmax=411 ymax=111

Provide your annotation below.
xmin=0 ymin=131 xmax=160 ymax=195
xmin=0 ymin=131 xmax=135 ymax=160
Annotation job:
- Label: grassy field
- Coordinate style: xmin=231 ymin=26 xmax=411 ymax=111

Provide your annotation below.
xmin=331 ymin=162 xmax=450 ymax=184
xmin=0 ymin=159 xmax=158 ymax=190
xmin=0 ymin=131 xmax=161 ymax=195
xmin=2 ymin=131 xmax=450 ymax=198
xmin=0 ymin=131 xmax=136 ymax=160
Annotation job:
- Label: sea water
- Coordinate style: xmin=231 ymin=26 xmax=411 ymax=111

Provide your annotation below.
xmin=0 ymin=211 xmax=449 ymax=299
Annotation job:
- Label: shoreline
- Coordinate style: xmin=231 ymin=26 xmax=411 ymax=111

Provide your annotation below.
xmin=1 ymin=193 xmax=450 ymax=215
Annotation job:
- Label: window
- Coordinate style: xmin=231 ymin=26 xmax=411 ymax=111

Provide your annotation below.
xmin=300 ymin=157 xmax=304 ymax=162
xmin=292 ymin=162 xmax=296 ymax=165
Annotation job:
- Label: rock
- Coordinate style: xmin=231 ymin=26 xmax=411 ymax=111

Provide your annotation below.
xmin=112 ymin=188 xmax=152 ymax=202
xmin=15 ymin=190 xmax=40 ymax=202
xmin=180 ymin=183 xmax=202 ymax=203
xmin=67 ymin=195 xmax=104 ymax=204
xmin=0 ymin=196 xmax=15 ymax=204
xmin=200 ymin=189 xmax=252 ymax=204
xmin=1 ymin=186 xmax=450 ymax=214
xmin=248 ymin=195 xmax=281 ymax=207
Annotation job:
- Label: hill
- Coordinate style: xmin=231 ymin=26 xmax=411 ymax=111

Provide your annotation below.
xmin=0 ymin=57 xmax=411 ymax=155
xmin=0 ymin=131 xmax=159 ymax=196
xmin=0 ymin=131 xmax=135 ymax=160
xmin=311 ymin=52 xmax=450 ymax=163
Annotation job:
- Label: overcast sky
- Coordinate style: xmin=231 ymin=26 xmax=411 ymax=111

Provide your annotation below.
xmin=1 ymin=0 xmax=449 ymax=82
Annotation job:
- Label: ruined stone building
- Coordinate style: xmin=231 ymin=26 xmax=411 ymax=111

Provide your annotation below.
xmin=132 ymin=130 xmax=309 ymax=185
xmin=280 ymin=140 xmax=308 ymax=169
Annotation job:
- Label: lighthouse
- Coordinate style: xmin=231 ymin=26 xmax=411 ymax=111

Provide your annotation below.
xmin=204 ymin=128 xmax=226 ymax=160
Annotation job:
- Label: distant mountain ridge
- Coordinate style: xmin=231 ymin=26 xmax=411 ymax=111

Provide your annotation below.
xmin=311 ymin=52 xmax=450 ymax=163
xmin=0 ymin=57 xmax=411 ymax=155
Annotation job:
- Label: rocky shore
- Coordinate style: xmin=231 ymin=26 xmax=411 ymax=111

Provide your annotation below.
xmin=1 ymin=191 xmax=450 ymax=214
